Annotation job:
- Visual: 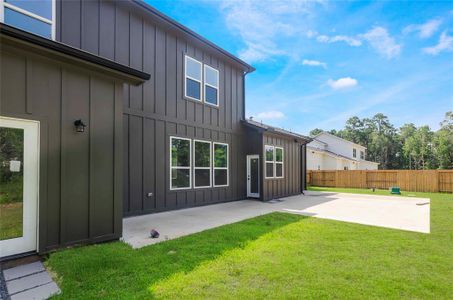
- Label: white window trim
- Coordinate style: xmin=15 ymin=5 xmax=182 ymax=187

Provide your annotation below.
xmin=213 ymin=142 xmax=229 ymax=187
xmin=264 ymin=145 xmax=275 ymax=179
xmin=0 ymin=0 xmax=56 ymax=40
xmin=184 ymin=55 xmax=202 ymax=102
xmin=203 ymin=64 xmax=219 ymax=107
xmin=169 ymin=136 xmax=192 ymax=191
xmin=275 ymin=146 xmax=284 ymax=179
xmin=193 ymin=139 xmax=212 ymax=189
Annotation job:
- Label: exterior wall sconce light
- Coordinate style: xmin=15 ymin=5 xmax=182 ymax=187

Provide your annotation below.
xmin=74 ymin=119 xmax=87 ymax=133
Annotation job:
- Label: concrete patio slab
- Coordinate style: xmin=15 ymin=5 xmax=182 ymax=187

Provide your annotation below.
xmin=123 ymin=191 xmax=430 ymax=249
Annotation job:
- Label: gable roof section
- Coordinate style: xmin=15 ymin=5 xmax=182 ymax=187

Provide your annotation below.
xmin=243 ymin=118 xmax=312 ymax=143
xmin=314 ymin=131 xmax=367 ymax=149
xmin=0 ymin=23 xmax=150 ymax=85
xmin=308 ymin=145 xmax=379 ymax=164
xmin=307 ymin=146 xmax=355 ymax=161
xmin=311 ymin=138 xmax=327 ymax=145
xmin=131 ymin=0 xmax=255 ymax=73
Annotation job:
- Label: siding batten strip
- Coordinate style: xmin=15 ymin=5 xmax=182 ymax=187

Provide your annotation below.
xmin=25 ymin=58 xmax=33 ymax=114
xmin=88 ymin=76 xmax=94 ymax=239
xmin=59 ymin=69 xmax=66 ymax=244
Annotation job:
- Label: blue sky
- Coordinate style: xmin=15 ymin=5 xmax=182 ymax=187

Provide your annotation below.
xmin=148 ymin=0 xmax=453 ymax=134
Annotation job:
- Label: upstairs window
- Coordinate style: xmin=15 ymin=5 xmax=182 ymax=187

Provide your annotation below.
xmin=353 ymin=148 xmax=357 ymax=158
xmin=1 ymin=0 xmax=55 ymax=39
xmin=194 ymin=140 xmax=211 ymax=188
xmin=184 ymin=55 xmax=220 ymax=107
xmin=185 ymin=56 xmax=202 ymax=101
xmin=204 ymin=65 xmax=219 ymax=106
xmin=360 ymin=150 xmax=364 ymax=160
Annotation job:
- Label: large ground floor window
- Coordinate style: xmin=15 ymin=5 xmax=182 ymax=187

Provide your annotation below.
xmin=170 ymin=137 xmax=192 ymax=190
xmin=170 ymin=136 xmax=229 ymax=190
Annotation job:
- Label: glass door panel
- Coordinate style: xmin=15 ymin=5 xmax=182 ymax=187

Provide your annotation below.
xmin=0 ymin=127 xmax=24 ymax=241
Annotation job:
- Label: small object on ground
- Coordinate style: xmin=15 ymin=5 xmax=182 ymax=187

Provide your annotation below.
xmin=268 ymin=199 xmax=284 ymax=204
xmin=416 ymin=202 xmax=430 ymax=206
xmin=390 ymin=186 xmax=401 ymax=195
xmin=150 ymin=229 xmax=160 ymax=238
xmin=372 ymin=187 xmax=376 ymax=192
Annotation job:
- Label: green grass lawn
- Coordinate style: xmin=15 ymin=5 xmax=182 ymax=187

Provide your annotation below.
xmin=0 ymin=202 xmax=23 ymax=240
xmin=46 ymin=189 xmax=453 ymax=299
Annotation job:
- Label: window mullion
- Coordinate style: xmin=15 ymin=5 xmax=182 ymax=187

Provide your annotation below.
xmin=3 ymin=2 xmax=53 ymax=24
xmin=0 ymin=0 xmax=4 ymax=23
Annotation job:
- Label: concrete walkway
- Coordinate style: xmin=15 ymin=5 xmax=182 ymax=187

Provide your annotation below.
xmin=123 ymin=191 xmax=430 ymax=249
xmin=1 ymin=261 xmax=60 ymax=300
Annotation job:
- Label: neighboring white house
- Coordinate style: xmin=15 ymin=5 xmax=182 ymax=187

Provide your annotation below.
xmin=307 ymin=132 xmax=379 ymax=170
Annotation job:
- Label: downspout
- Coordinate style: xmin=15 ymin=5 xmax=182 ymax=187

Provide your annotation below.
xmin=300 ymin=142 xmax=309 ymax=194
xmin=242 ymin=70 xmax=247 ymax=120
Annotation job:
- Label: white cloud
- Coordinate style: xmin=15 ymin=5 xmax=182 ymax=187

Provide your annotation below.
xmin=360 ymin=26 xmax=401 ymax=59
xmin=254 ymin=111 xmax=286 ymax=120
xmin=403 ymin=18 xmax=442 ymax=39
xmin=302 ymin=59 xmax=327 ymax=68
xmin=220 ymin=0 xmax=322 ymax=63
xmin=316 ymin=34 xmax=362 ymax=46
xmin=327 ymin=77 xmax=358 ymax=90
xmin=423 ymin=31 xmax=453 ymax=55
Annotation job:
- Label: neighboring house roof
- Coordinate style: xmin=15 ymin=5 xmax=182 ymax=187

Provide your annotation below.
xmin=312 ymin=138 xmax=327 ymax=145
xmin=243 ymin=118 xmax=312 ymax=143
xmin=0 ymin=23 xmax=150 ymax=85
xmin=307 ymin=146 xmax=353 ymax=161
xmin=132 ymin=0 xmax=255 ymax=74
xmin=314 ymin=131 xmax=367 ymax=149
xmin=307 ymin=146 xmax=379 ymax=164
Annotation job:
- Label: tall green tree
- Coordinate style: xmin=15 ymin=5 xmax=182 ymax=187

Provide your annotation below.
xmin=433 ymin=111 xmax=453 ymax=169
xmin=309 ymin=111 xmax=452 ymax=170
xmin=309 ymin=128 xmax=323 ymax=137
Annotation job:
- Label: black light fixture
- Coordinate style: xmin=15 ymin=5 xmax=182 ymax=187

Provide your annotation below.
xmin=74 ymin=119 xmax=87 ymax=133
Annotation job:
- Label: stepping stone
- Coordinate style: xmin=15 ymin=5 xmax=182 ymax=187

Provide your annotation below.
xmin=2 ymin=261 xmax=61 ymax=300
xmin=10 ymin=282 xmax=60 ymax=300
xmin=7 ymin=271 xmax=52 ymax=295
xmin=3 ymin=262 xmax=44 ymax=281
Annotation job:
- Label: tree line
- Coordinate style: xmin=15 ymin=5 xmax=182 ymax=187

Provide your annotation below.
xmin=309 ymin=111 xmax=453 ymax=170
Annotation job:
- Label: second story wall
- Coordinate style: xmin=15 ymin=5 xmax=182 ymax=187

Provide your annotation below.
xmin=316 ymin=133 xmax=365 ymax=160
xmin=56 ymin=0 xmax=246 ymax=133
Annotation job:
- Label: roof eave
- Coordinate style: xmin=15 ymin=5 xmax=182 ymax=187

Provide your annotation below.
xmin=132 ymin=0 xmax=255 ymax=74
xmin=0 ymin=23 xmax=150 ymax=85
xmin=242 ymin=119 xmax=312 ymax=143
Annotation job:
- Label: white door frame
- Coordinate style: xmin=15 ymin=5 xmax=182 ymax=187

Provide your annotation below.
xmin=247 ymin=155 xmax=260 ymax=198
xmin=0 ymin=117 xmax=39 ymax=258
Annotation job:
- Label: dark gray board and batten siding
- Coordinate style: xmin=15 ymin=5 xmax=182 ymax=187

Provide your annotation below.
xmin=262 ymin=133 xmax=303 ymax=201
xmin=0 ymin=42 xmax=124 ymax=253
xmin=56 ymin=0 xmax=249 ymax=215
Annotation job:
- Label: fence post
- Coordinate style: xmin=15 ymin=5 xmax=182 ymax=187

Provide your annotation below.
xmin=434 ymin=170 xmax=440 ymax=193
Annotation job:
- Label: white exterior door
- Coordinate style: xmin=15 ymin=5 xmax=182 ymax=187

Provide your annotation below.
xmin=247 ymin=155 xmax=260 ymax=198
xmin=0 ymin=117 xmax=39 ymax=258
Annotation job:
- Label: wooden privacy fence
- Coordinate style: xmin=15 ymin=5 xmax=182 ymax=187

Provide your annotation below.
xmin=307 ymin=170 xmax=453 ymax=193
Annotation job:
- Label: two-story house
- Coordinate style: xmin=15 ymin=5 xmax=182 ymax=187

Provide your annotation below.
xmin=0 ymin=0 xmax=311 ymax=259
xmin=307 ymin=132 xmax=379 ymax=170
